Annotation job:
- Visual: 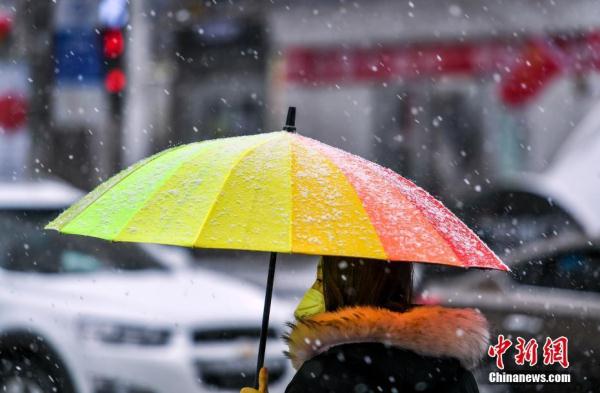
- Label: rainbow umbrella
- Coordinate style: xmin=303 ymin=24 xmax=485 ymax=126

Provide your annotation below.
xmin=47 ymin=108 xmax=506 ymax=386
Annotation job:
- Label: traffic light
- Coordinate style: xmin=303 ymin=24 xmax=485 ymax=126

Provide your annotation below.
xmin=101 ymin=27 xmax=126 ymax=114
xmin=103 ymin=28 xmax=124 ymax=59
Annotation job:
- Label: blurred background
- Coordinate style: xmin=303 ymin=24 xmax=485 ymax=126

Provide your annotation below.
xmin=1 ymin=1 xmax=600 ymax=392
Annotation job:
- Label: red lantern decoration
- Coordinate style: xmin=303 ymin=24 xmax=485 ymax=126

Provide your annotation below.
xmin=499 ymin=40 xmax=563 ymax=107
xmin=0 ymin=13 xmax=12 ymax=41
xmin=0 ymin=93 xmax=28 ymax=133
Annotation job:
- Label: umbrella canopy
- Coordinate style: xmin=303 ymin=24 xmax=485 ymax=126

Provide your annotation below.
xmin=46 ymin=108 xmax=506 ymax=388
xmin=47 ymin=130 xmax=506 ymax=271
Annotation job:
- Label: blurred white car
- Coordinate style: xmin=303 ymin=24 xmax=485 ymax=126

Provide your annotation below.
xmin=420 ymin=233 xmax=600 ymax=392
xmin=461 ymin=99 xmax=600 ymax=255
xmin=0 ymin=179 xmax=293 ymax=393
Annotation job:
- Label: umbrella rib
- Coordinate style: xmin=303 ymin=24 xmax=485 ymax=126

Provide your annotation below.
xmin=297 ymin=135 xmax=470 ymax=265
xmin=111 ymin=142 xmax=219 ymax=242
xmin=191 ymin=134 xmax=282 ymax=248
xmin=294 ymin=135 xmax=388 ymax=259
xmin=330 ymin=167 xmax=388 ymax=259
xmin=386 ymin=172 xmax=479 ymax=267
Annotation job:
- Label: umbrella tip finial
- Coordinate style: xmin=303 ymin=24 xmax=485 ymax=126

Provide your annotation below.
xmin=283 ymin=106 xmax=296 ymax=133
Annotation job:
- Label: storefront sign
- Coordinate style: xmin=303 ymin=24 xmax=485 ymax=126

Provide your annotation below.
xmin=285 ymin=32 xmax=600 ymax=105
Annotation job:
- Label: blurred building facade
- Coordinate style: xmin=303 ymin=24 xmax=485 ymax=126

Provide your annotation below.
xmin=3 ymin=0 xmax=600 ymax=204
xmin=0 ymin=1 xmax=33 ymax=180
xmin=0 ymin=0 xmax=173 ymax=189
xmin=162 ymin=0 xmax=600 ymax=206
xmin=267 ymin=0 xmax=600 ymax=205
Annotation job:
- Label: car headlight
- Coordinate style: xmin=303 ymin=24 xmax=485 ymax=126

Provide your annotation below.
xmin=78 ymin=319 xmax=172 ymax=346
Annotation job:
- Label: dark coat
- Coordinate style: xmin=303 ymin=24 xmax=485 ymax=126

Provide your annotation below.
xmin=285 ymin=342 xmax=479 ymax=393
xmin=283 ymin=306 xmax=488 ymax=393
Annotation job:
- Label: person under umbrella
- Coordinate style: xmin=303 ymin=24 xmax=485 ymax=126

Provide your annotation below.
xmin=46 ymin=107 xmax=504 ymax=392
xmin=242 ymin=256 xmax=487 ymax=393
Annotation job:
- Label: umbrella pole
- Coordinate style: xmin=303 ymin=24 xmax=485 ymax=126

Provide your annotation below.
xmin=254 ymin=107 xmax=294 ymax=387
xmin=255 ymin=251 xmax=277 ymax=388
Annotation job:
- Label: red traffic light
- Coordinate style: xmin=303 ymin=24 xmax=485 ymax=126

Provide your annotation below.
xmin=103 ymin=29 xmax=124 ymax=59
xmin=105 ymin=69 xmax=126 ymax=93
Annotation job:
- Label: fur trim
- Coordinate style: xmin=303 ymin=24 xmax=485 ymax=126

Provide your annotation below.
xmin=283 ymin=306 xmax=489 ymax=370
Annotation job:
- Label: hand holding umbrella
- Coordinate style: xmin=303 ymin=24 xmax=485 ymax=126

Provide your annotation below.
xmin=241 ymin=367 xmax=269 ymax=393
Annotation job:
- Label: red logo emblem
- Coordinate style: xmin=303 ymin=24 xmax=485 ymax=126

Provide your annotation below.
xmin=488 ymin=334 xmax=512 ymax=370
xmin=489 ymin=335 xmax=569 ymax=369
xmin=542 ymin=336 xmax=569 ymax=369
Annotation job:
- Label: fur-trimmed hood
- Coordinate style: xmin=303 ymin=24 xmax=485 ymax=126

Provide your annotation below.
xmin=283 ymin=305 xmax=489 ymax=370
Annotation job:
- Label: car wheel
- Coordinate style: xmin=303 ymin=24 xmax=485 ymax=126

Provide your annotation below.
xmin=0 ymin=351 xmax=72 ymax=393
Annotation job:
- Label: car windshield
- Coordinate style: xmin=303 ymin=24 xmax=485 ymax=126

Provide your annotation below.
xmin=0 ymin=210 xmax=166 ymax=274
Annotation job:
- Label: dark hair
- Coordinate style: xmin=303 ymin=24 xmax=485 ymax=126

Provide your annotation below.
xmin=322 ymin=256 xmax=413 ymax=312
